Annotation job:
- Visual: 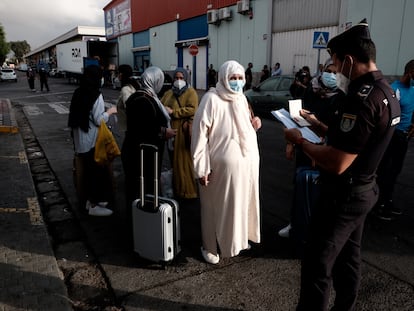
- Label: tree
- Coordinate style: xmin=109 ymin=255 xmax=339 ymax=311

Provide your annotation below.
xmin=0 ymin=23 xmax=10 ymax=65
xmin=9 ymin=40 xmax=31 ymax=63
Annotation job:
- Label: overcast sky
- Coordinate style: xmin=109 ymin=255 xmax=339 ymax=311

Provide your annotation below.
xmin=0 ymin=0 xmax=110 ymax=50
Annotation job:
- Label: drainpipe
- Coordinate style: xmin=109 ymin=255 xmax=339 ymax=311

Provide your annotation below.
xmin=266 ymin=0 xmax=273 ymax=68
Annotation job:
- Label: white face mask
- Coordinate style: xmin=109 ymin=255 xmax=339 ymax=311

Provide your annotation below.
xmin=336 ymin=58 xmax=352 ymax=94
xmin=336 ymin=73 xmax=350 ymax=94
xmin=174 ymin=79 xmax=186 ymax=90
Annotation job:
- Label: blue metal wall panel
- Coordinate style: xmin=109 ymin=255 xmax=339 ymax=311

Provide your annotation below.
xmin=177 ymin=15 xmax=208 ymax=41
xmin=133 ymin=30 xmax=150 ymax=47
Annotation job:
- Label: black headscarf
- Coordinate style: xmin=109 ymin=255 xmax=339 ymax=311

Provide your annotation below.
xmin=118 ymin=64 xmax=140 ymax=90
xmin=68 ymin=65 xmax=102 ymax=132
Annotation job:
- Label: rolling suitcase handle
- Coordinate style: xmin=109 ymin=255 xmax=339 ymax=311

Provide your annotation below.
xmin=140 ymin=143 xmax=159 ymax=211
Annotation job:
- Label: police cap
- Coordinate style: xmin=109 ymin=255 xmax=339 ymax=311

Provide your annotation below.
xmin=327 ymin=19 xmax=372 ymax=57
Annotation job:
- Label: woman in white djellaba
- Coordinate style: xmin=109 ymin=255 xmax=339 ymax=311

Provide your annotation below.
xmin=191 ymin=60 xmax=262 ymax=264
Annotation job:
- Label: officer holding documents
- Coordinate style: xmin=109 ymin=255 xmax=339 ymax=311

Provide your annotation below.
xmin=284 ymin=19 xmax=401 ymax=310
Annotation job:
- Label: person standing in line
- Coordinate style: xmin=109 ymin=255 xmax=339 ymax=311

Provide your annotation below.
xmin=191 ymin=60 xmax=262 ymax=264
xmin=27 ymin=67 xmax=36 ymax=91
xmin=244 ymin=62 xmax=253 ymax=90
xmin=116 ymin=64 xmax=140 ymax=135
xmin=68 ymin=65 xmax=117 ymax=216
xmin=161 ymin=68 xmax=199 ymax=200
xmin=271 ymin=62 xmax=282 ymax=76
xmin=277 ymin=60 xmax=339 ymax=241
xmin=374 ymin=59 xmax=414 ymax=220
xmin=260 ymin=64 xmax=270 ymax=82
xmin=185 ymin=65 xmax=192 ymax=85
xmin=207 ymin=64 xmax=217 ymax=88
xmin=284 ymin=19 xmax=400 ymax=310
xmin=38 ymin=67 xmax=50 ymax=92
xmin=121 ymin=66 xmax=177 ymax=208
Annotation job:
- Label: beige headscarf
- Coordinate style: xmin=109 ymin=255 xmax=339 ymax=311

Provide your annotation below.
xmin=214 ymin=60 xmax=251 ymax=156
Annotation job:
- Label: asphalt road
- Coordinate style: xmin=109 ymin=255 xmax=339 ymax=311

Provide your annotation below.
xmin=1 ymin=71 xmax=414 ymax=310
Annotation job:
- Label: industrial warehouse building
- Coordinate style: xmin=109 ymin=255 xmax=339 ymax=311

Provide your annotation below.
xmin=26 ymin=0 xmax=414 ymax=90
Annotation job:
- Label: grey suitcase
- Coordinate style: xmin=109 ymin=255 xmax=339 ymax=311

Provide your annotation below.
xmin=132 ymin=144 xmax=181 ymax=263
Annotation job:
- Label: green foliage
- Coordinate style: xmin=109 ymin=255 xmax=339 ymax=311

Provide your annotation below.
xmin=0 ymin=23 xmax=10 ymax=64
xmin=9 ymin=40 xmax=31 ymax=62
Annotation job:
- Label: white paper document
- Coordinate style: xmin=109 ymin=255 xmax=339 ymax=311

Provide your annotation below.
xmin=288 ymin=99 xmax=311 ymax=127
xmin=271 ymin=108 xmax=322 ymax=144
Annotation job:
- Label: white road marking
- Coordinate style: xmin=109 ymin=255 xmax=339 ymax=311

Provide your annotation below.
xmin=49 ymin=103 xmax=69 ymax=114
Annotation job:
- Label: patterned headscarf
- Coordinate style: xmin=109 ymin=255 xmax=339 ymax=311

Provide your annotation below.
xmin=140 ymin=66 xmax=170 ymax=125
xmin=140 ymin=66 xmax=164 ymax=97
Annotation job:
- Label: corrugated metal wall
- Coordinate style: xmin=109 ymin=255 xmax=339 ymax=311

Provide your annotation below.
xmin=271 ymin=0 xmax=340 ymax=76
xmin=347 ymin=0 xmax=414 ymax=75
xmin=272 ymin=0 xmax=341 ymax=32
xmin=116 ymin=33 xmax=134 ymax=66
xmin=272 ymin=26 xmax=337 ymax=76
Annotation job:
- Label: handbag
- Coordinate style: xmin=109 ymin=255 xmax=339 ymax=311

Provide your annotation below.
xmin=94 ymin=120 xmax=121 ymax=166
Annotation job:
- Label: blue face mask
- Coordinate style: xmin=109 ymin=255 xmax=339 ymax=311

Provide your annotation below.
xmin=410 ymin=79 xmax=414 ymax=87
xmin=321 ymin=72 xmax=337 ymax=90
xmin=229 ymin=79 xmax=245 ymax=92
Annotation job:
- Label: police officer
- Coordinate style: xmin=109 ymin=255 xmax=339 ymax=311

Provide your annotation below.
xmin=284 ymin=19 xmax=401 ymax=310
xmin=374 ymin=59 xmax=414 ymax=220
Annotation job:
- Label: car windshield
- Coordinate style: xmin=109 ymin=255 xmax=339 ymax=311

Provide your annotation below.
xmin=258 ymin=77 xmax=292 ymax=92
xmin=259 ymin=78 xmax=281 ymax=91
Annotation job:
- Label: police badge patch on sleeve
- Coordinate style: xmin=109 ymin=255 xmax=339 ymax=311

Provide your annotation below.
xmin=340 ymin=113 xmax=357 ymax=132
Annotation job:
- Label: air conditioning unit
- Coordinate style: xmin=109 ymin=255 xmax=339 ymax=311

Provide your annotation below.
xmin=207 ymin=9 xmax=218 ymax=24
xmin=237 ymin=0 xmax=250 ymax=14
xmin=219 ymin=7 xmax=232 ymax=20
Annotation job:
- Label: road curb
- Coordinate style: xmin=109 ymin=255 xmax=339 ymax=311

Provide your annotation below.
xmin=0 ymin=98 xmax=19 ymax=133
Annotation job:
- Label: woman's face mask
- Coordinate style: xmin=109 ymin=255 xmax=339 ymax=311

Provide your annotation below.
xmin=173 ymin=79 xmax=186 ymax=90
xmin=229 ymin=79 xmax=245 ymax=92
xmin=321 ymin=72 xmax=337 ymax=89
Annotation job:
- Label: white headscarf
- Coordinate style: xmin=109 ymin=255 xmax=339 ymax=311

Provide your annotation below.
xmin=140 ymin=66 xmax=170 ymax=125
xmin=214 ymin=60 xmax=251 ymax=156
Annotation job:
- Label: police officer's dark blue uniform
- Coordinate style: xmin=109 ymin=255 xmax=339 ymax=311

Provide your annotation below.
xmin=284 ymin=19 xmax=401 ymax=311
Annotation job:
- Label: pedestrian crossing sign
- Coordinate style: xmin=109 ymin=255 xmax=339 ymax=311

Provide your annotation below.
xmin=313 ymin=31 xmax=329 ymax=49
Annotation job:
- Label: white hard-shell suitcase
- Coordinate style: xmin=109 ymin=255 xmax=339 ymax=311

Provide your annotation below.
xmin=132 ymin=144 xmax=181 ymax=263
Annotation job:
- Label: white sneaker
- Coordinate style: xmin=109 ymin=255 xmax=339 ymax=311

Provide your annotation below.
xmin=278 ymin=224 xmax=291 ymax=238
xmin=201 ymin=247 xmax=219 ymax=264
xmin=98 ymin=202 xmax=109 ymax=207
xmin=88 ymin=204 xmax=113 ymax=216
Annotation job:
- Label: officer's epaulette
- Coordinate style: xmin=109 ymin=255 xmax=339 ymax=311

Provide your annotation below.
xmin=357 ymin=84 xmax=373 ymax=100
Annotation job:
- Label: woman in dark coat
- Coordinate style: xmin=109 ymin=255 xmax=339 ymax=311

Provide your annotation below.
xmin=121 ymin=66 xmax=177 ymax=207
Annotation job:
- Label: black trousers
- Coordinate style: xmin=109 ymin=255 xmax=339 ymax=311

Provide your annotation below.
xmin=296 ymin=183 xmax=378 ymax=311
xmin=376 ymin=129 xmax=409 ymax=206
xmin=40 ymin=79 xmax=49 ymax=91
xmin=74 ymin=149 xmax=115 ymax=208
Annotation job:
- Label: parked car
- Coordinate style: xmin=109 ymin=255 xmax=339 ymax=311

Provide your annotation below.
xmin=244 ymin=75 xmax=294 ymax=118
xmin=0 ymin=68 xmax=18 ymax=82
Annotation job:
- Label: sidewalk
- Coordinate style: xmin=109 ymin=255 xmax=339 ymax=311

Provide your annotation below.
xmin=0 ymin=99 xmax=72 ymax=310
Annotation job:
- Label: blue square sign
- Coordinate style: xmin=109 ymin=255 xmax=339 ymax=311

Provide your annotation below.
xmin=313 ymin=31 xmax=329 ymax=49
